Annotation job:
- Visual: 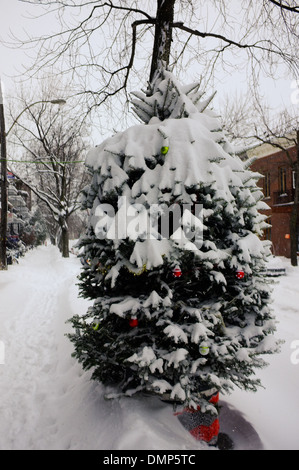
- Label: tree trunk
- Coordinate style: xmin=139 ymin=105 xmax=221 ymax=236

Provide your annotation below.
xmin=290 ymin=135 xmax=299 ymax=267
xmin=149 ymin=0 xmax=176 ymax=84
xmin=59 ymin=217 xmax=70 ymax=258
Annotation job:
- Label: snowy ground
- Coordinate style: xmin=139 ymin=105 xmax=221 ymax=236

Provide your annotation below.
xmin=0 ymin=244 xmax=299 ymax=451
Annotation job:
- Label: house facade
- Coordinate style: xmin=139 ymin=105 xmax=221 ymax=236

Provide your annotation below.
xmin=248 ymin=142 xmax=298 ymax=258
xmin=0 ymin=172 xmax=32 ymax=240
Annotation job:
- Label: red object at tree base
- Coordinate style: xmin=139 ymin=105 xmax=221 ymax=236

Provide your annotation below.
xmin=189 ymin=418 xmax=220 ymax=444
xmin=129 ymin=318 xmax=138 ymax=327
xmin=174 ymin=391 xmax=220 ymax=446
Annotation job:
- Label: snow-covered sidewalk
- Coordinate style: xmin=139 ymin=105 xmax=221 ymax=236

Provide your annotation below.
xmin=0 ymin=245 xmax=299 ymax=450
xmin=0 ymin=245 xmax=90 ymax=449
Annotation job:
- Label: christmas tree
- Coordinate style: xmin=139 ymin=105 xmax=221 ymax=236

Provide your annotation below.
xmin=68 ymin=69 xmax=279 ymax=416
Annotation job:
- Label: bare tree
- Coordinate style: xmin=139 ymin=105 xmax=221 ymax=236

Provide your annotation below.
xmin=9 ymin=92 xmax=89 ymax=257
xmin=14 ymin=0 xmax=299 ymax=129
xmin=10 ymin=0 xmax=299 ymax=260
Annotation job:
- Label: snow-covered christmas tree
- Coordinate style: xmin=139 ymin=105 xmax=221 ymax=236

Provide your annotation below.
xmin=68 ymin=69 xmax=279 ymax=417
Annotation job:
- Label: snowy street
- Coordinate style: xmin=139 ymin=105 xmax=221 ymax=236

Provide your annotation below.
xmin=0 ymin=245 xmax=299 ymax=450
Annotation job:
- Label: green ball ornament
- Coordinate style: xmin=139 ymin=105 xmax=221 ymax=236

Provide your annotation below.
xmin=199 ymin=342 xmax=209 ymax=356
xmin=161 ymin=146 xmax=169 ymax=155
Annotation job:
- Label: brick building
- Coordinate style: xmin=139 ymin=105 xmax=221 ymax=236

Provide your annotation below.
xmin=247 ymin=141 xmax=298 ymax=258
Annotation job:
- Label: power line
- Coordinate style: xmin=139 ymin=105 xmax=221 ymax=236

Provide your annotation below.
xmin=1 ymin=159 xmax=85 ymax=164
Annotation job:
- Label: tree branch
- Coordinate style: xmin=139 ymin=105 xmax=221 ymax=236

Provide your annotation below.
xmin=268 ymin=0 xmax=299 ymax=13
xmin=172 ymin=21 xmax=294 ymax=55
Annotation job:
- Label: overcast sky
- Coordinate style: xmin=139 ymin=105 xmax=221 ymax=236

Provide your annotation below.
xmin=0 ymin=0 xmax=48 ymax=94
xmin=0 ymin=1 xmax=296 ymax=118
xmin=0 ymin=1 xmax=29 ymax=85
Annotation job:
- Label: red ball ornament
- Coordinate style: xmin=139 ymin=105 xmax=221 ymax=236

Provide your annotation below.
xmin=129 ymin=318 xmax=138 ymax=328
xmin=173 ymin=267 xmax=182 ymax=278
xmin=236 ymin=270 xmax=245 ymax=279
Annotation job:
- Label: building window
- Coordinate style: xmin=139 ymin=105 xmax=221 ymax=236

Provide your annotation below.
xmin=263 ymin=172 xmax=271 ymax=198
xmin=279 ymin=168 xmax=287 ymax=194
xmin=292 ymin=170 xmax=296 ymax=190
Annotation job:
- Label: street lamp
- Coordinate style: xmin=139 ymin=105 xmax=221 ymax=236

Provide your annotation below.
xmin=5 ymin=98 xmax=66 ymax=136
xmin=0 ymin=81 xmax=66 ymax=270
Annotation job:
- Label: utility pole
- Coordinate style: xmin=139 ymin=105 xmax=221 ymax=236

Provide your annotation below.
xmin=0 ymin=80 xmax=7 ymax=270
